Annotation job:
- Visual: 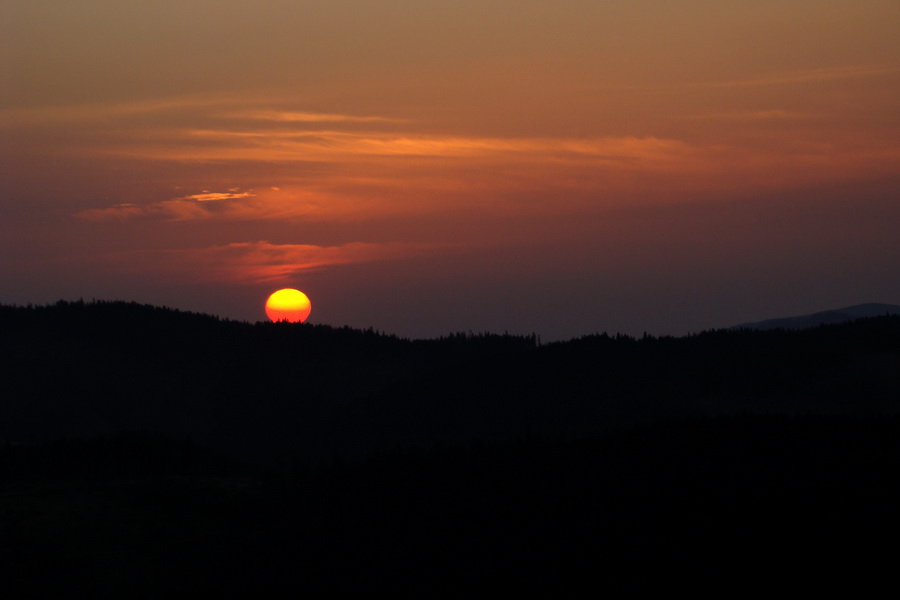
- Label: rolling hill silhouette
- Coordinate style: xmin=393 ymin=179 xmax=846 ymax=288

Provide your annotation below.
xmin=2 ymin=299 xmax=899 ymax=461
xmin=733 ymin=302 xmax=900 ymax=330
xmin=2 ymin=300 xmax=900 ymax=593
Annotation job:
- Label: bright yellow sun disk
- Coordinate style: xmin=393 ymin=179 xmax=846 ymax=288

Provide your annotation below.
xmin=265 ymin=288 xmax=311 ymax=323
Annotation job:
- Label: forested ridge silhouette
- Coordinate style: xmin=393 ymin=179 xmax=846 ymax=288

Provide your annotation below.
xmin=2 ymin=300 xmax=900 ymax=593
xmin=3 ymin=300 xmax=898 ymax=459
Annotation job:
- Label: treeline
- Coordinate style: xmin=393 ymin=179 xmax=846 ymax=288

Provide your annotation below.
xmin=1 ymin=300 xmax=899 ymax=462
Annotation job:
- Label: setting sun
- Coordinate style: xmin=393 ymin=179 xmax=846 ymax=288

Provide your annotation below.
xmin=265 ymin=289 xmax=311 ymax=323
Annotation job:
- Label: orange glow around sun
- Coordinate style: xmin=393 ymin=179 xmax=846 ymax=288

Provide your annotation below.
xmin=265 ymin=288 xmax=311 ymax=323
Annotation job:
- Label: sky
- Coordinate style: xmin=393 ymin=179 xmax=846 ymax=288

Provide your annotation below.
xmin=2 ymin=1 xmax=899 ymax=340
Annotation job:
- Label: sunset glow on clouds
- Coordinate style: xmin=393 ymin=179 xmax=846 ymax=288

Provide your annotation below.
xmin=92 ymin=241 xmax=432 ymax=285
xmin=2 ymin=1 xmax=898 ymax=338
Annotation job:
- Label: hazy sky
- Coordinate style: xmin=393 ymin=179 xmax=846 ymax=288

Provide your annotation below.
xmin=2 ymin=1 xmax=898 ymax=339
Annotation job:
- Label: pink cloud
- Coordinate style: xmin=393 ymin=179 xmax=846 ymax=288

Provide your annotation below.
xmin=92 ymin=241 xmax=436 ymax=285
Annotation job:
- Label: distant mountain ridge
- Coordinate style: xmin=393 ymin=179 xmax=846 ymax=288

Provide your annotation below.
xmin=733 ymin=303 xmax=900 ymax=331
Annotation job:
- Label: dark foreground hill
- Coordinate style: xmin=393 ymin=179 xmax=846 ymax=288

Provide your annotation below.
xmin=2 ymin=300 xmax=900 ymax=593
xmin=2 ymin=300 xmax=899 ymax=462
xmin=3 ymin=415 xmax=900 ymax=594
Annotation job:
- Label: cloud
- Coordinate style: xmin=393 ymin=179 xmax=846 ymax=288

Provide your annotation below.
xmin=99 ymin=241 xmax=433 ymax=284
xmin=58 ymin=83 xmax=900 ymax=229
xmin=76 ymin=187 xmax=340 ymax=222
xmin=0 ymin=95 xmax=407 ymax=130
xmin=176 ymin=190 xmax=254 ymax=202
xmin=73 ymin=132 xmax=704 ymax=224
xmin=77 ymin=199 xmax=211 ymax=221
xmin=225 ymin=110 xmax=405 ymax=124
xmin=102 ymin=128 xmax=692 ymax=164
xmin=77 ymin=188 xmax=266 ymax=221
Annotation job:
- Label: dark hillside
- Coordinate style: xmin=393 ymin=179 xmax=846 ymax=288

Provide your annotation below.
xmin=2 ymin=301 xmax=900 ymax=593
xmin=3 ymin=415 xmax=900 ymax=594
xmin=2 ymin=300 xmax=899 ymax=461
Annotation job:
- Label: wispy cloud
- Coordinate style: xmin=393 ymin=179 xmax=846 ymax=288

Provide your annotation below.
xmin=0 ymin=94 xmax=404 ymax=128
xmin=73 ymin=133 xmax=702 ymax=223
xmin=176 ymin=190 xmax=254 ymax=202
xmin=77 ymin=199 xmax=211 ymax=222
xmin=76 ymin=185 xmax=405 ymax=223
xmin=102 ymin=129 xmax=692 ymax=164
xmin=53 ymin=78 xmax=900 ymax=229
xmin=77 ymin=189 xmax=260 ymax=221
xmin=96 ymin=241 xmax=434 ymax=284
xmin=225 ymin=110 xmax=405 ymax=124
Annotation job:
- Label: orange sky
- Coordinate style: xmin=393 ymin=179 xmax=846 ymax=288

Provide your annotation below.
xmin=2 ymin=1 xmax=898 ymax=338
